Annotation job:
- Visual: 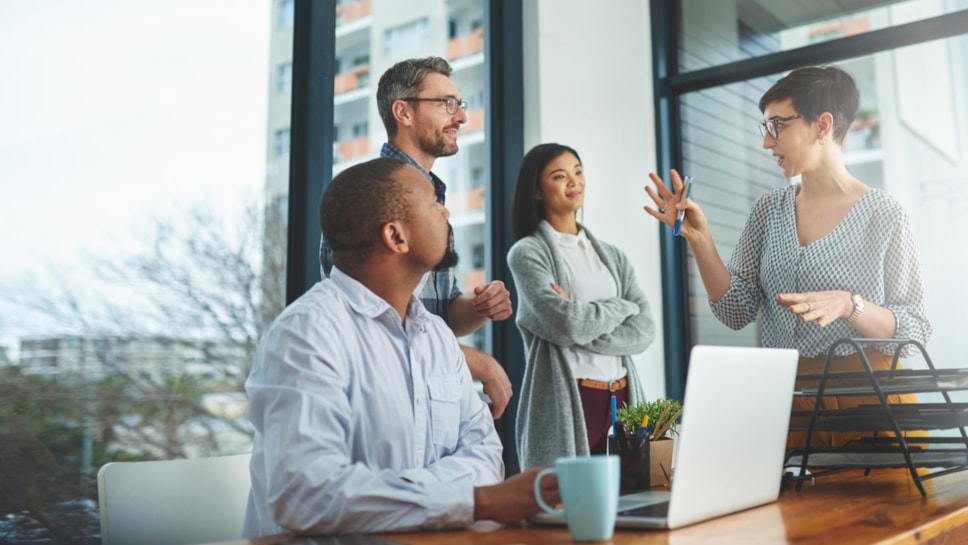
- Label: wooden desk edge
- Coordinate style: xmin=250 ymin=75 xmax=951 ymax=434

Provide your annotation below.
xmin=214 ymin=470 xmax=968 ymax=545
xmin=878 ymin=504 xmax=968 ymax=545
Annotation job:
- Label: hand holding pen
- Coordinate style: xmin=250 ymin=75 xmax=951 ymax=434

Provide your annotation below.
xmin=644 ymin=169 xmax=704 ymax=240
xmin=673 ymin=176 xmax=693 ymax=236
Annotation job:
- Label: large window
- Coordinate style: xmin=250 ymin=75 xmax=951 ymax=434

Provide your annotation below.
xmin=655 ymin=0 xmax=968 ymax=397
xmin=322 ymin=0 xmax=492 ymax=350
xmin=0 ymin=2 xmax=276 ymax=541
xmin=280 ymin=1 xmax=524 ymax=475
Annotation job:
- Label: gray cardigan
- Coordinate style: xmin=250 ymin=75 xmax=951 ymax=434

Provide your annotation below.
xmin=508 ymin=221 xmax=656 ymax=469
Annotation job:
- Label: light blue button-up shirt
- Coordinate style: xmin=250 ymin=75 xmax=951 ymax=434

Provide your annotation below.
xmin=243 ymin=267 xmax=503 ymax=537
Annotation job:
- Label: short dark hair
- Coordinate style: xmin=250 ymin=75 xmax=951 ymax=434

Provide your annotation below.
xmin=377 ymin=57 xmax=453 ymax=138
xmin=319 ymin=158 xmax=412 ymax=272
xmin=510 ymin=143 xmax=582 ymax=240
xmin=758 ymin=65 xmax=859 ymax=144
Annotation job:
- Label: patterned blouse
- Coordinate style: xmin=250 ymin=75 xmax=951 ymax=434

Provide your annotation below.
xmin=710 ymin=185 xmax=932 ymax=357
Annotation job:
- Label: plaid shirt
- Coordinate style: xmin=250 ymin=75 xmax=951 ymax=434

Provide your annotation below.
xmin=319 ymin=143 xmax=462 ymax=323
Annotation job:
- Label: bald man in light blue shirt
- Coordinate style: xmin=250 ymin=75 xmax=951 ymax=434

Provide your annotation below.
xmin=244 ymin=158 xmax=555 ymax=537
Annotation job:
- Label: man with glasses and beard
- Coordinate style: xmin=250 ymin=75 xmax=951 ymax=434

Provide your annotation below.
xmin=245 ymin=159 xmax=556 ymax=536
xmin=321 ymin=57 xmax=514 ymax=420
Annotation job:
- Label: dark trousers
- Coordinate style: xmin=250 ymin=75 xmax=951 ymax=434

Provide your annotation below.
xmin=578 ymin=384 xmax=628 ymax=455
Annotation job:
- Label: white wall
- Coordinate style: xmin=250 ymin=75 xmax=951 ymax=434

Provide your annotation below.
xmin=522 ymin=0 xmax=666 ymax=398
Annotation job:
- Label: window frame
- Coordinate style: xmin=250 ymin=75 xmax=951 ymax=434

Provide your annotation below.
xmin=287 ymin=0 xmax=526 ymax=474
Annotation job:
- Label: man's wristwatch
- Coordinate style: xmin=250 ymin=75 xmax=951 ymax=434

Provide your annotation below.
xmin=847 ymin=293 xmax=865 ymax=324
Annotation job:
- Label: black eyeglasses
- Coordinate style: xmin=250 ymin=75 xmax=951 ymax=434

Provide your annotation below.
xmin=399 ymin=97 xmax=468 ymax=115
xmin=759 ymin=114 xmax=802 ymax=140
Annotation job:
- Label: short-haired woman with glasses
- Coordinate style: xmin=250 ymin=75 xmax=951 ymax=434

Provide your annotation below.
xmin=509 ymin=143 xmax=656 ymax=470
xmin=643 ymin=65 xmax=931 ymax=452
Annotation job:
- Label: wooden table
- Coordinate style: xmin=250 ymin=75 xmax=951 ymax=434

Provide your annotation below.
xmin=212 ymin=468 xmax=968 ymax=545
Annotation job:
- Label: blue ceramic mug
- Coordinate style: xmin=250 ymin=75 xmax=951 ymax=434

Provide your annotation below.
xmin=534 ymin=455 xmax=620 ymax=541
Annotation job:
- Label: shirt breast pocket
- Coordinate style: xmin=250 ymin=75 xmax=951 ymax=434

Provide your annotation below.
xmin=427 ymin=374 xmax=462 ymax=452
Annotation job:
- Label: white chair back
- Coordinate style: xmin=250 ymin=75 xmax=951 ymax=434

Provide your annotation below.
xmin=97 ymin=453 xmax=251 ymax=545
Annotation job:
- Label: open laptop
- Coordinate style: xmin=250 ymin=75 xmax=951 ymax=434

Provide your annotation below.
xmin=533 ymin=345 xmax=799 ymax=530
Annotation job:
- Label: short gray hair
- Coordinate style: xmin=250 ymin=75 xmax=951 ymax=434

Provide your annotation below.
xmin=377 ymin=57 xmax=453 ymax=137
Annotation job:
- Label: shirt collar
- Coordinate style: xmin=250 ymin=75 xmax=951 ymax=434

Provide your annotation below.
xmin=330 ymin=266 xmax=432 ymax=326
xmin=540 ymin=219 xmax=589 ymax=248
xmin=381 ymin=142 xmax=446 ymax=204
xmin=381 ymin=142 xmax=433 ymax=182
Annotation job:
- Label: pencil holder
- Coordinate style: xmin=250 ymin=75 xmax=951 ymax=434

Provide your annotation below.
xmin=607 ymin=435 xmax=650 ymax=492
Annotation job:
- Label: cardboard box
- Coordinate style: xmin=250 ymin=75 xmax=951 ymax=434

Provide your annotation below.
xmin=650 ymin=438 xmax=674 ymax=487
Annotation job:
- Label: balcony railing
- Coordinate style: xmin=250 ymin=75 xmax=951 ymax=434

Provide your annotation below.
xmin=808 ymin=16 xmax=870 ymax=39
xmin=463 ymin=108 xmax=484 ymax=134
xmin=445 ymin=187 xmax=485 ymax=214
xmin=333 ymin=137 xmax=369 ymax=164
xmin=334 ymin=65 xmax=370 ymax=94
xmin=336 ymin=0 xmax=372 ymax=24
xmin=447 ymin=27 xmax=484 ymax=60
xmin=458 ymin=269 xmax=486 ymax=292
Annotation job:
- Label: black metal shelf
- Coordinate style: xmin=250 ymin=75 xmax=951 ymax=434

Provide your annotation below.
xmin=791 ymin=403 xmax=968 ymax=431
xmin=787 ymin=338 xmax=968 ymax=496
xmin=797 ymin=368 xmax=968 ymax=396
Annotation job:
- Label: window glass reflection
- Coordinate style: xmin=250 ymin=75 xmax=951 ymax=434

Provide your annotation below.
xmin=680 ymin=0 xmax=966 ymax=72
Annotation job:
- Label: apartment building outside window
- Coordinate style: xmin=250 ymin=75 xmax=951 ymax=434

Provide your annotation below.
xmin=277 ymin=62 xmax=292 ymax=94
xmin=278 ymin=0 xmax=294 ymax=29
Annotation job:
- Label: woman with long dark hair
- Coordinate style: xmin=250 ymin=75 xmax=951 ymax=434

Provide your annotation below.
xmin=508 ymin=143 xmax=656 ymax=469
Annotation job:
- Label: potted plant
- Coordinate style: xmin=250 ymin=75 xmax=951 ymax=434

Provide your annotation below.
xmin=617 ymin=398 xmax=682 ymax=440
xmin=616 ymin=398 xmax=682 ymax=487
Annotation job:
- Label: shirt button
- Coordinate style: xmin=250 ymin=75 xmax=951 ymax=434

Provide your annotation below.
xmin=416 ymin=395 xmax=424 ymax=405
xmin=416 ymin=455 xmax=424 ymax=465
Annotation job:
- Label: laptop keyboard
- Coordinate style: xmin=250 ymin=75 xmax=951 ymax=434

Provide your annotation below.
xmin=618 ymin=501 xmax=669 ymax=518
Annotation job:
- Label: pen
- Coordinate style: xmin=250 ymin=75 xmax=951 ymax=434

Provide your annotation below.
xmin=636 ymin=415 xmax=651 ymax=438
xmin=611 ymin=395 xmax=619 ymax=437
xmin=673 ymin=176 xmax=694 ymax=237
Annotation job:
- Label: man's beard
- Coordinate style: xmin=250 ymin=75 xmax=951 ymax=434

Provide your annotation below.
xmin=419 ymin=131 xmax=458 ymax=158
xmin=434 ymin=246 xmax=459 ymax=271
xmin=433 ymin=223 xmax=459 ymax=271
